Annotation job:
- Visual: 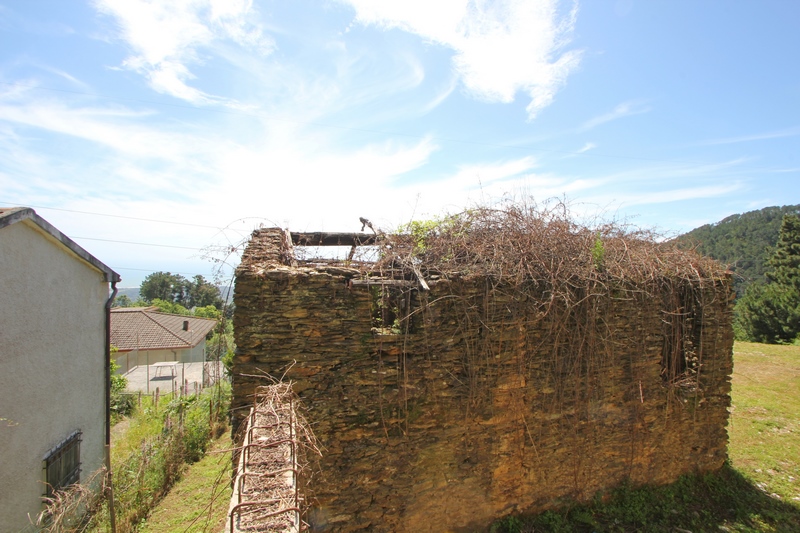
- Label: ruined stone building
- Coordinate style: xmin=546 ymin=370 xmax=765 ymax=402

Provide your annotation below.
xmin=232 ymin=209 xmax=734 ymax=532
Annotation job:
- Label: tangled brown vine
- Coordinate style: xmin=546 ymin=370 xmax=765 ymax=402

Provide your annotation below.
xmin=346 ymin=201 xmax=731 ymax=403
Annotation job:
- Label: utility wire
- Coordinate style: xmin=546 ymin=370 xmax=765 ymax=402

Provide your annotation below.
xmin=1 ymin=202 xmax=224 ymax=230
xmin=112 ymin=266 xmax=222 ymax=277
xmin=71 ymin=236 xmax=204 ymax=251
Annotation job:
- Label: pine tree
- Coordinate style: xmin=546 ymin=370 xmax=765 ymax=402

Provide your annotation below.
xmin=734 ymin=214 xmax=800 ymax=343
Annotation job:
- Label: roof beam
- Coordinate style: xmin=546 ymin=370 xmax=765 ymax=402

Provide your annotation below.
xmin=290 ymin=232 xmax=377 ymax=247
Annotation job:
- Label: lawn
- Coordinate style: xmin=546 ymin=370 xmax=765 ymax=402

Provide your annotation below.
xmin=136 ymin=432 xmax=233 ymax=533
xmin=729 ymin=342 xmax=800 ymax=504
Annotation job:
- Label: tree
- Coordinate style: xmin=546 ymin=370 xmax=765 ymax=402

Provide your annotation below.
xmin=113 ymin=294 xmax=132 ymax=308
xmin=734 ymin=214 xmax=800 ymax=343
xmin=194 ymin=305 xmax=221 ymax=319
xmin=140 ymin=271 xmax=223 ymax=310
xmin=186 ymin=275 xmax=224 ymax=309
xmin=140 ymin=272 xmax=188 ymax=305
xmin=149 ymin=298 xmax=191 ymax=316
xmin=766 ymin=214 xmax=800 ymax=290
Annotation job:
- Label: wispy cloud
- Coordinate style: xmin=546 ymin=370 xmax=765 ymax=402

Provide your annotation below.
xmin=699 ymin=126 xmax=800 ymax=145
xmin=343 ymin=0 xmax=582 ymax=119
xmin=611 ymin=183 xmax=744 ymax=207
xmin=577 ymin=142 xmax=596 ymax=153
xmin=579 ymin=100 xmax=650 ymax=131
xmin=93 ymin=0 xmax=273 ymax=104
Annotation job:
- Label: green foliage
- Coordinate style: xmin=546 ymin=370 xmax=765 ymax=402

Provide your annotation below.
xmin=186 ymin=275 xmax=224 ymax=309
xmin=490 ymin=514 xmax=524 ymax=533
xmin=134 ymin=433 xmax=232 ymax=533
xmin=766 ymin=213 xmax=800 ymax=289
xmin=113 ymin=294 xmax=132 ymax=308
xmin=676 ymin=204 xmax=800 ymax=296
xmin=149 ymin=298 xmax=191 ymax=315
xmin=735 ymin=282 xmax=800 ymax=343
xmin=140 ymin=272 xmax=223 ymax=310
xmin=193 ymin=305 xmax=221 ymax=319
xmin=140 ymin=271 xmax=188 ymax=304
xmin=206 ymin=315 xmax=235 ymax=366
xmin=399 ymin=214 xmax=465 ymax=254
xmin=110 ymin=347 xmax=134 ymax=418
xmin=734 ymin=214 xmax=800 ymax=343
xmin=84 ymin=382 xmax=231 ymax=532
xmin=591 ymin=233 xmax=605 ymax=271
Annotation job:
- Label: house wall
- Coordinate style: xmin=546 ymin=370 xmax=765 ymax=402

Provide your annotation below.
xmin=232 ymin=229 xmax=735 ymax=533
xmin=115 ymin=345 xmax=204 ymax=374
xmin=0 ymin=220 xmax=109 ymax=532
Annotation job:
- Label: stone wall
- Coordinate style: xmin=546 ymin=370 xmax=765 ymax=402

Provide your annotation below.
xmin=232 ymin=228 xmax=734 ymax=532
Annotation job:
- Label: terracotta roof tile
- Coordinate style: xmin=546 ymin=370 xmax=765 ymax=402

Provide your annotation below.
xmin=111 ymin=308 xmax=217 ymax=352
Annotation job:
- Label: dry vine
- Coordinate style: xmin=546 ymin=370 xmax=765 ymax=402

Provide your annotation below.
xmin=340 ymin=199 xmax=732 ymax=410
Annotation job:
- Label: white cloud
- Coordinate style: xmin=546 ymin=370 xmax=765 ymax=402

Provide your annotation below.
xmin=576 ymin=142 xmax=596 ymax=153
xmin=611 ymin=183 xmax=743 ymax=206
xmin=343 ymin=0 xmax=582 ymax=119
xmin=93 ymin=0 xmax=273 ymax=103
xmin=580 ymin=100 xmax=650 ymax=131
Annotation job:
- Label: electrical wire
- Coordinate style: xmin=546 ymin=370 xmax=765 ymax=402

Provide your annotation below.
xmin=72 ymin=236 xmax=206 ymax=251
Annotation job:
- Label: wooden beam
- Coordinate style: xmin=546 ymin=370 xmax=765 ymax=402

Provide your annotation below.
xmin=290 ymin=232 xmax=378 ymax=247
xmin=351 ymin=279 xmax=416 ymax=287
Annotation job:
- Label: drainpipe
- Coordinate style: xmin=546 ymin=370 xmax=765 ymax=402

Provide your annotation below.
xmin=105 ymin=282 xmax=118 ymax=533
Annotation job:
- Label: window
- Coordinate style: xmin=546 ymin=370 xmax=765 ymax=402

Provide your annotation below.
xmin=43 ymin=431 xmax=81 ymax=497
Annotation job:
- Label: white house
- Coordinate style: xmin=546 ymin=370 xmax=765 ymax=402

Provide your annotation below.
xmin=0 ymin=207 xmax=120 ymax=532
xmin=110 ymin=307 xmax=217 ymax=374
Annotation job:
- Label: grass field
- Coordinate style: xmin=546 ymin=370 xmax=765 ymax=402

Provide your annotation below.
xmin=729 ymin=342 xmax=800 ymax=504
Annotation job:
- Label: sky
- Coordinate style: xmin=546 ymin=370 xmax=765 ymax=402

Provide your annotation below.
xmin=1 ymin=0 xmax=799 ymax=288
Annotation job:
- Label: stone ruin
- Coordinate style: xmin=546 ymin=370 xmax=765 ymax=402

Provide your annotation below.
xmin=231 ymin=212 xmax=734 ymax=532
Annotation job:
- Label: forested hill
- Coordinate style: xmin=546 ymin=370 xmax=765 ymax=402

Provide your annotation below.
xmin=677 ymin=204 xmax=800 ymax=295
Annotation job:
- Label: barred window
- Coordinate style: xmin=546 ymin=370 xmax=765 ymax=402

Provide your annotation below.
xmin=43 ymin=431 xmax=81 ymax=497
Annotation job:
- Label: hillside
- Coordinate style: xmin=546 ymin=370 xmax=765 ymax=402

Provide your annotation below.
xmin=677 ymin=204 xmax=800 ymax=296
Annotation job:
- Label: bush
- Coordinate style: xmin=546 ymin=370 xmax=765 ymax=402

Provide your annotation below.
xmin=110 ymin=359 xmax=135 ymax=419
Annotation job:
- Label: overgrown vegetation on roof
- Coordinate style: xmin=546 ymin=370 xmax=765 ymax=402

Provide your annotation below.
xmin=369 ymin=201 xmax=727 ymax=284
xmin=345 ymin=200 xmax=732 ymax=400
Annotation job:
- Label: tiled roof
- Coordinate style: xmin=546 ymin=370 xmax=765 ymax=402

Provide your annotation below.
xmin=111 ymin=307 xmax=218 ymax=352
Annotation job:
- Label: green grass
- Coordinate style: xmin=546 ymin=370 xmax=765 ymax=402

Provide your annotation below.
xmin=729 ymin=342 xmax=800 ymax=503
xmin=491 ymin=341 xmax=800 ymax=532
xmin=137 ymin=432 xmax=232 ymax=533
xmin=51 ymin=383 xmax=233 ymax=533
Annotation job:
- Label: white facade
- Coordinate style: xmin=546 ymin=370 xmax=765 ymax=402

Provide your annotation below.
xmin=114 ymin=344 xmax=205 ymax=374
xmin=0 ymin=212 xmax=117 ymax=532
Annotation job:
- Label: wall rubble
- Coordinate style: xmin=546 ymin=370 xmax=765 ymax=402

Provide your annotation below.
xmin=233 ymin=228 xmax=734 ymax=532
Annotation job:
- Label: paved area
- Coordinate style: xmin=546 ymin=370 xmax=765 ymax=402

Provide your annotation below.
xmin=123 ymin=361 xmax=225 ymax=394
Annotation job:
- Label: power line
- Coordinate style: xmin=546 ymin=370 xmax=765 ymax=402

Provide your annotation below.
xmin=112 ymin=266 xmax=228 ymax=277
xmin=2 ymin=202 xmax=224 ymax=230
xmin=72 ymin=236 xmax=209 ymax=251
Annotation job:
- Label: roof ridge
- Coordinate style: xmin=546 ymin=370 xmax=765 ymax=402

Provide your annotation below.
xmin=142 ymin=312 xmax=193 ymax=348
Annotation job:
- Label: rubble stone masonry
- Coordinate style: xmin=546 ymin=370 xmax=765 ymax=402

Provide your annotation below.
xmin=233 ymin=228 xmax=734 ymax=532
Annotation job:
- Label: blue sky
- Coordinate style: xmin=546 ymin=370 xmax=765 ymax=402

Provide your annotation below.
xmin=1 ymin=0 xmax=799 ymax=287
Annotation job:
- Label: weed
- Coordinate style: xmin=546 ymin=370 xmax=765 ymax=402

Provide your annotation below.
xmin=83 ymin=382 xmax=231 ymax=533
